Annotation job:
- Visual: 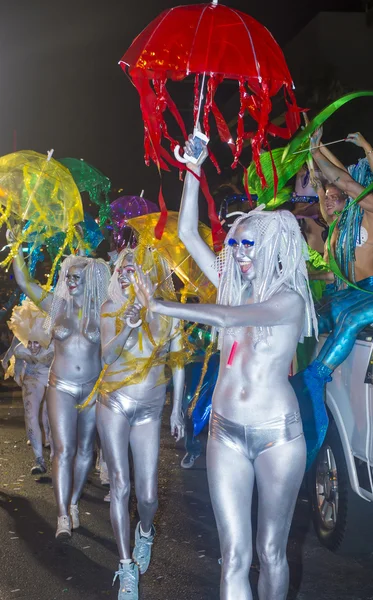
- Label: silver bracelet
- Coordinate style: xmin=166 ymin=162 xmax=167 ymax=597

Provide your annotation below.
xmin=366 ymin=149 xmax=373 ymax=156
xmin=126 ymin=317 xmax=142 ymax=328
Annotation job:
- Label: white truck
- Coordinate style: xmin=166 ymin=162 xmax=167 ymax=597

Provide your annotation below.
xmin=307 ymin=329 xmax=373 ymax=554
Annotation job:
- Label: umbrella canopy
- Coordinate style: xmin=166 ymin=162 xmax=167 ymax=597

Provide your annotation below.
xmin=120 ymin=0 xmax=300 ymax=182
xmin=59 ymin=157 xmax=111 ymax=225
xmin=110 ymin=195 xmax=159 ymax=249
xmin=0 ymin=150 xmax=83 ymax=232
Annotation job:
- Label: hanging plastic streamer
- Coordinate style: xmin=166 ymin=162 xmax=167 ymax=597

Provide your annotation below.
xmin=0 ymin=151 xmax=83 ymax=289
xmin=59 ymin=158 xmax=112 ymax=226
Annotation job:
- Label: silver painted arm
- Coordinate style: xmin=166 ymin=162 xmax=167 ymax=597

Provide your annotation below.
xmin=14 ymin=343 xmax=35 ymax=364
xmin=151 ymin=294 xmax=303 ymax=329
xmin=1 ymin=336 xmax=20 ymax=369
xmin=132 ymin=270 xmax=304 ymax=329
xmin=169 ymin=319 xmax=185 ymax=442
xmin=14 ymin=358 xmax=25 ymax=386
xmin=11 ymin=245 xmax=53 ymax=311
xmin=100 ymin=301 xmax=141 ymax=365
xmin=178 ymin=156 xmax=219 ymax=288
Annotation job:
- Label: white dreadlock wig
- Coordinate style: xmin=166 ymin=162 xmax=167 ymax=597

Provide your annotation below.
xmin=44 ymin=255 xmax=111 ymax=334
xmin=215 ymin=209 xmax=318 ymax=345
xmin=108 ymin=246 xmax=176 ymax=304
xmin=108 ymin=248 xmax=135 ymax=305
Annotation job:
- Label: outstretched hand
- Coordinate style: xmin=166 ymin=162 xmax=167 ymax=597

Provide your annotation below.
xmin=129 ymin=266 xmax=158 ymax=312
xmin=345 ymin=132 xmax=371 ymax=152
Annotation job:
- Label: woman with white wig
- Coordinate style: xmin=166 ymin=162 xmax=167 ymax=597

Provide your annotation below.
xmin=96 ymin=246 xmax=185 ymax=600
xmin=132 ymin=140 xmax=318 ymax=600
xmin=7 ymin=231 xmax=111 ymax=539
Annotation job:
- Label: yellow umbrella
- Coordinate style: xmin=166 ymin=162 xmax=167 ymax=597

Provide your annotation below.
xmin=128 ymin=211 xmax=216 ymax=303
xmin=0 ymin=150 xmax=84 ymax=278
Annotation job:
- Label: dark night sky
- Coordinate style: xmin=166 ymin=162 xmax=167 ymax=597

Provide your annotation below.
xmin=0 ymin=0 xmax=360 ymax=207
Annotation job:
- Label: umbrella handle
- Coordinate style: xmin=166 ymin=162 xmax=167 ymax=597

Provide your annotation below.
xmin=174 ymin=145 xmax=189 ymax=164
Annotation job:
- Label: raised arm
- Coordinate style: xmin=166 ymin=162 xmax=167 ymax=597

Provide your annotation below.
xmin=100 ymin=301 xmax=141 ymax=365
xmin=1 ymin=335 xmax=20 ymax=369
xmin=169 ymin=319 xmax=185 ymax=442
xmin=9 ymin=238 xmax=53 ymax=312
xmin=345 ymin=132 xmax=373 ymax=174
xmin=178 ymin=137 xmax=219 ymax=288
xmin=133 ymin=268 xmax=304 ymax=330
xmin=319 ymin=143 xmax=347 ymax=172
xmin=310 ymin=132 xmax=373 ymax=211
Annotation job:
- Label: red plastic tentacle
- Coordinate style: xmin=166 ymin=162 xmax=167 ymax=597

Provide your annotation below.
xmin=163 ymin=84 xmax=188 ymax=142
xmin=207 ymin=147 xmax=221 ymax=174
xmin=198 ymin=169 xmax=225 ymax=252
xmin=154 ymin=182 xmax=168 ymax=240
xmin=211 ymin=100 xmax=234 ymax=150
xmin=232 ymin=78 xmax=246 ymax=169
xmin=285 ymin=85 xmax=301 ymax=135
xmin=251 ymin=81 xmax=272 ymax=187
xmin=131 ymin=72 xmax=165 ymax=170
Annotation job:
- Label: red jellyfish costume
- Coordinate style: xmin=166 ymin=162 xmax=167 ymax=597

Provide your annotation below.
xmin=120 ymin=0 xmax=300 ymax=243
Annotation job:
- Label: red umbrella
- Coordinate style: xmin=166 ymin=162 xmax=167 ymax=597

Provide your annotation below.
xmin=120 ymin=0 xmax=300 ymax=188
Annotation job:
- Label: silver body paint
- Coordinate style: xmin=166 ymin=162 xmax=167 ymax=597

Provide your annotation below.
xmin=97 ymin=252 xmax=185 ymax=560
xmin=133 ymin=162 xmax=312 ymax=600
xmin=11 ymin=249 xmax=110 ymax=517
xmin=14 ymin=342 xmax=53 ymax=459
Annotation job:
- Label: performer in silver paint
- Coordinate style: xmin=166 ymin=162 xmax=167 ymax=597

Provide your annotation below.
xmin=131 ymin=140 xmax=318 ymax=600
xmin=96 ymin=248 xmax=185 ymax=600
xmin=8 ymin=234 xmax=110 ymax=539
xmin=14 ymin=339 xmax=54 ymax=474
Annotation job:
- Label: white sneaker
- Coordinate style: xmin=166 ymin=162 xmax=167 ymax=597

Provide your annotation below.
xmin=70 ymin=504 xmax=80 ymax=529
xmin=104 ymin=490 xmax=111 ymax=502
xmin=55 ymin=515 xmax=71 ymax=539
xmin=113 ymin=562 xmax=139 ymax=600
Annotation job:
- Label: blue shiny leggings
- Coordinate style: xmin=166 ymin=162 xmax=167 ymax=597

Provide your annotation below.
xmin=316 ymin=277 xmax=373 ymax=371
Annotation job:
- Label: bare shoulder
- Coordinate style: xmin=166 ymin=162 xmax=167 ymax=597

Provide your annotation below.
xmin=101 ymin=299 xmax=116 ymax=315
xmin=276 ymin=290 xmax=305 ymax=311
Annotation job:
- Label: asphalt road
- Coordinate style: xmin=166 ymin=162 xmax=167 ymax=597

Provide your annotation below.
xmin=0 ymin=394 xmax=372 ymax=600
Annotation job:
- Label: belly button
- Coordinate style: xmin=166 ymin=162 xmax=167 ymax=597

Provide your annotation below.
xmin=76 ymin=366 xmax=81 ymax=371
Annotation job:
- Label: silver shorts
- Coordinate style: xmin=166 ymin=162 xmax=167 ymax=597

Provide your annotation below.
xmin=48 ymin=371 xmax=97 ymax=403
xmin=97 ymin=389 xmax=165 ymax=426
xmin=209 ymin=410 xmax=303 ymax=461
